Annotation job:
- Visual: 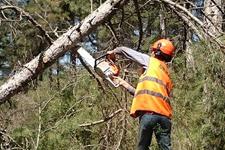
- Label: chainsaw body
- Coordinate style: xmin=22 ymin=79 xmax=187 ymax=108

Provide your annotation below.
xmin=77 ymin=47 xmax=120 ymax=87
xmin=94 ymin=54 xmax=120 ymax=87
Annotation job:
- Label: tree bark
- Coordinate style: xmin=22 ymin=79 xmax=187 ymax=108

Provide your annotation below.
xmin=185 ymin=37 xmax=195 ymax=70
xmin=204 ymin=0 xmax=223 ymax=35
xmin=159 ymin=4 xmax=166 ymax=38
xmin=0 ymin=0 xmax=127 ymax=103
xmin=185 ymin=1 xmax=197 ymax=71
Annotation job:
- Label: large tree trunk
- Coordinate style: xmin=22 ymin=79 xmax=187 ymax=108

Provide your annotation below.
xmin=185 ymin=36 xmax=195 ymax=70
xmin=184 ymin=0 xmax=200 ymax=71
xmin=159 ymin=4 xmax=166 ymax=38
xmin=0 ymin=0 xmax=127 ymax=103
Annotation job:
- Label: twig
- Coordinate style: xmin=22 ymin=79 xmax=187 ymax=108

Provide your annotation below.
xmin=42 ymin=96 xmax=88 ymax=133
xmin=41 ymin=80 xmax=75 ymax=111
xmin=114 ymin=108 xmax=126 ymax=149
xmin=184 ymin=0 xmax=224 ymax=36
xmin=88 ymin=35 xmax=98 ymax=47
xmin=162 ymin=0 xmax=225 ymax=51
xmin=106 ymin=84 xmax=123 ymax=108
xmin=133 ymin=0 xmax=143 ymax=51
xmin=118 ymin=7 xmax=124 ymax=28
xmin=79 ymin=109 xmax=123 ymax=127
xmin=123 ymin=0 xmax=154 ymax=21
xmin=171 ymin=6 xmax=204 ymax=40
xmin=210 ymin=0 xmax=225 ymax=16
xmin=0 ymin=130 xmax=24 ymax=149
xmin=105 ymin=20 xmax=119 ymax=43
xmin=0 ymin=5 xmax=53 ymax=44
xmin=34 ymin=106 xmax=41 ymax=150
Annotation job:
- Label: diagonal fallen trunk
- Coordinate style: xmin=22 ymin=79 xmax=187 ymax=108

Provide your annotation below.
xmin=0 ymin=0 xmax=127 ymax=104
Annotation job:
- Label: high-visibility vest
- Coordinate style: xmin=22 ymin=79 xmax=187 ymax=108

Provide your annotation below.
xmin=130 ymin=57 xmax=173 ymax=118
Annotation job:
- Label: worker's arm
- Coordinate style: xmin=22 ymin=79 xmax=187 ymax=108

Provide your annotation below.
xmin=108 ymin=47 xmax=150 ymax=68
xmin=114 ymin=76 xmax=135 ymax=96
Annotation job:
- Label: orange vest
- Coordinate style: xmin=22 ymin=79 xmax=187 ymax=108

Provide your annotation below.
xmin=130 ymin=57 xmax=173 ymax=118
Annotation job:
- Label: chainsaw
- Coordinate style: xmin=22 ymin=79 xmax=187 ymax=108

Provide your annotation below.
xmin=77 ymin=47 xmax=120 ymax=87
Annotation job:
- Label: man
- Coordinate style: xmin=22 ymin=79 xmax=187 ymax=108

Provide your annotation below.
xmin=107 ymin=39 xmax=175 ymax=150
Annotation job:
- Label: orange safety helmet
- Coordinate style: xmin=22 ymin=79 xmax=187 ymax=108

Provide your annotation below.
xmin=151 ymin=39 xmax=175 ymax=56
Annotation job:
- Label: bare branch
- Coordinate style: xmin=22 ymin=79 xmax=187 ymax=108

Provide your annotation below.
xmin=0 ymin=5 xmax=53 ymax=44
xmin=79 ymin=109 xmax=123 ymax=127
xmin=106 ymin=84 xmax=124 ymax=108
xmin=159 ymin=0 xmax=225 ymax=52
xmin=105 ymin=20 xmax=119 ymax=43
xmin=183 ymin=0 xmax=224 ymax=36
xmin=34 ymin=106 xmax=41 ymax=150
xmin=114 ymin=112 xmax=126 ymax=150
xmin=170 ymin=6 xmax=204 ymax=40
xmin=118 ymin=7 xmax=124 ymax=28
xmin=210 ymin=0 xmax=225 ymax=16
xmin=0 ymin=130 xmax=24 ymax=150
xmin=133 ymin=0 xmax=143 ymax=51
xmin=158 ymin=0 xmax=204 ymax=27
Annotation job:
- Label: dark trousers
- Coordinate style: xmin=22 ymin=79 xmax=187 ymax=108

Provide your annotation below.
xmin=137 ymin=113 xmax=172 ymax=150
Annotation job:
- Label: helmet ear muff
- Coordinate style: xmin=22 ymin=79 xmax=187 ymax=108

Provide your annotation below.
xmin=155 ymin=49 xmax=162 ymax=56
xmin=154 ymin=49 xmax=172 ymax=62
xmin=154 ymin=42 xmax=162 ymax=56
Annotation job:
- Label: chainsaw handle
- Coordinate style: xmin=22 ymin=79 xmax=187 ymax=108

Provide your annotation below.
xmin=94 ymin=54 xmax=109 ymax=68
xmin=95 ymin=53 xmax=108 ymax=60
xmin=105 ymin=77 xmax=120 ymax=87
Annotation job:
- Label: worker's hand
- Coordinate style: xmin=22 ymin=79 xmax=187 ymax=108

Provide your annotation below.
xmin=112 ymin=76 xmax=126 ymax=86
xmin=106 ymin=51 xmax=116 ymax=62
xmin=112 ymin=76 xmax=136 ymax=95
xmin=106 ymin=50 xmax=115 ymax=55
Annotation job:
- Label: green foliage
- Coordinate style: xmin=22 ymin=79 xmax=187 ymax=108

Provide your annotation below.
xmin=0 ymin=0 xmax=225 ymax=149
xmin=171 ymin=42 xmax=225 ymax=149
xmin=194 ymin=43 xmax=225 ymax=149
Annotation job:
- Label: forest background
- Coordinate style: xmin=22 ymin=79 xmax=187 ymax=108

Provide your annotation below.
xmin=0 ymin=0 xmax=224 ymax=149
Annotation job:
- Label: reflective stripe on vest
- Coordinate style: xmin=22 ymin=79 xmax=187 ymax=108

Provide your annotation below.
xmin=139 ymin=76 xmax=169 ymax=93
xmin=135 ymin=89 xmax=170 ymax=104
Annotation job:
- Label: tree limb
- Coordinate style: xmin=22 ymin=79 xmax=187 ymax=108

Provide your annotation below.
xmin=159 ymin=0 xmax=225 ymax=52
xmin=133 ymin=0 xmax=143 ymax=51
xmin=0 ymin=0 xmax=128 ymax=104
xmin=79 ymin=109 xmax=123 ymax=127
xmin=210 ymin=0 xmax=225 ymax=16
xmin=105 ymin=20 xmax=119 ymax=43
